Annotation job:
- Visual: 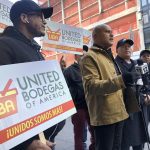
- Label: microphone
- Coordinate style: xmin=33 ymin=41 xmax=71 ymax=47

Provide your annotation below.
xmin=83 ymin=45 xmax=88 ymax=52
xmin=135 ymin=59 xmax=149 ymax=85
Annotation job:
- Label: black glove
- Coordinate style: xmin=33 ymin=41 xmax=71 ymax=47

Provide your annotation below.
xmin=122 ymin=72 xmax=137 ymax=86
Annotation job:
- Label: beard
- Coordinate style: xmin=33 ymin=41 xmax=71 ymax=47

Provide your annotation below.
xmin=26 ymin=23 xmax=45 ymax=37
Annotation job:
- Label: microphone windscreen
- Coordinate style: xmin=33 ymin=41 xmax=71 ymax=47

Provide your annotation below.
xmin=137 ymin=59 xmax=143 ymax=66
xmin=83 ymin=45 xmax=88 ymax=52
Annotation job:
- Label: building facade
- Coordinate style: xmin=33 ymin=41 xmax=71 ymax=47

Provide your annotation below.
xmin=140 ymin=0 xmax=150 ymax=49
xmin=38 ymin=0 xmax=144 ymax=61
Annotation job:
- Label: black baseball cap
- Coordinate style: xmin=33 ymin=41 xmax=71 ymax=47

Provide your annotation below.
xmin=140 ymin=50 xmax=150 ymax=57
xmin=116 ymin=39 xmax=134 ymax=49
xmin=10 ymin=0 xmax=53 ymax=24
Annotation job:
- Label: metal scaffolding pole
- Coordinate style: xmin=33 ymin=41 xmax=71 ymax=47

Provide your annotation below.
xmin=137 ymin=0 xmax=145 ymax=50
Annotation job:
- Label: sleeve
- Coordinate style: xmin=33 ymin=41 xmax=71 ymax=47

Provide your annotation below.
xmin=0 ymin=39 xmax=14 ymax=65
xmin=63 ymin=68 xmax=77 ymax=100
xmin=80 ymin=55 xmax=125 ymax=96
xmin=63 ymin=68 xmax=71 ymax=87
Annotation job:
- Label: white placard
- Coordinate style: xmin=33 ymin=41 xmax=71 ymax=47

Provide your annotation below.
xmin=0 ymin=0 xmax=13 ymax=32
xmin=0 ymin=60 xmax=76 ymax=150
xmin=43 ymin=20 xmax=92 ymax=55
xmin=83 ymin=29 xmax=92 ymax=48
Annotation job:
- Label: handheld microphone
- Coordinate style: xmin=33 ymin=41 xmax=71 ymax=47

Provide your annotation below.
xmin=135 ymin=59 xmax=149 ymax=85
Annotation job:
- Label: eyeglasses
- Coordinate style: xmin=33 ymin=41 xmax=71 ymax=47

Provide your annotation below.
xmin=27 ymin=12 xmax=45 ymax=21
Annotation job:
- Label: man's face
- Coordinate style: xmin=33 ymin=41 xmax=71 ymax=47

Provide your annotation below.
xmin=117 ymin=43 xmax=132 ymax=59
xmin=140 ymin=53 xmax=150 ymax=63
xmin=26 ymin=12 xmax=46 ymax=37
xmin=95 ymin=25 xmax=113 ymax=49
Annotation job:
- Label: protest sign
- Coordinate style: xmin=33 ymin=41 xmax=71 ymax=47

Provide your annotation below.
xmin=0 ymin=60 xmax=76 ymax=150
xmin=83 ymin=29 xmax=93 ymax=48
xmin=0 ymin=0 xmax=12 ymax=33
xmin=42 ymin=20 xmax=92 ymax=55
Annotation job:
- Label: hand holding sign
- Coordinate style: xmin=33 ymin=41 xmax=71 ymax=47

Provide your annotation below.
xmin=60 ymin=55 xmax=66 ymax=71
xmin=27 ymin=139 xmax=55 ymax=150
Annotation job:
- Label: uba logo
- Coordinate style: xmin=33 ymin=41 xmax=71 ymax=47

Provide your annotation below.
xmin=0 ymin=79 xmax=18 ymax=119
xmin=46 ymin=26 xmax=61 ymax=41
xmin=83 ymin=36 xmax=91 ymax=45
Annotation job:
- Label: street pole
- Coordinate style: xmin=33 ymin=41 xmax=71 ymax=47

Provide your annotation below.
xmin=136 ymin=0 xmax=145 ymax=50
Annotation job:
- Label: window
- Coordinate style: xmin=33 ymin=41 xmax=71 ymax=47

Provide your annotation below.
xmin=143 ymin=14 xmax=149 ymax=24
xmin=145 ymin=43 xmax=150 ymax=50
xmin=142 ymin=0 xmax=147 ymax=6
xmin=144 ymin=28 xmax=150 ymax=46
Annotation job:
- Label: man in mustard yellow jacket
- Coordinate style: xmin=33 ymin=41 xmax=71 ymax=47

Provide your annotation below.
xmin=80 ymin=24 xmax=134 ymax=150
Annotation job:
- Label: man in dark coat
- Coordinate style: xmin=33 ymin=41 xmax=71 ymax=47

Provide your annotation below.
xmin=0 ymin=0 xmax=56 ymax=150
xmin=63 ymin=52 xmax=95 ymax=150
xmin=140 ymin=50 xmax=150 ymax=125
xmin=115 ymin=39 xmax=149 ymax=150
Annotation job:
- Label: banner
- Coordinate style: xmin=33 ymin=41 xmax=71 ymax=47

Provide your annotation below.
xmin=0 ymin=60 xmax=76 ymax=150
xmin=83 ymin=29 xmax=93 ymax=48
xmin=42 ymin=20 xmax=92 ymax=55
xmin=0 ymin=0 xmax=12 ymax=33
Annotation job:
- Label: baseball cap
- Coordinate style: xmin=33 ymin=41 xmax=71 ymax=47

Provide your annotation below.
xmin=116 ymin=39 xmax=134 ymax=49
xmin=10 ymin=0 xmax=53 ymax=23
xmin=140 ymin=50 xmax=150 ymax=57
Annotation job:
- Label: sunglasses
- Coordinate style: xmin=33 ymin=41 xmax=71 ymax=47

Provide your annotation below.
xmin=27 ymin=12 xmax=45 ymax=21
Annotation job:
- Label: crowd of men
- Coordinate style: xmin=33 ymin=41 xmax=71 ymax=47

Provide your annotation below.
xmin=1 ymin=0 xmax=150 ymax=150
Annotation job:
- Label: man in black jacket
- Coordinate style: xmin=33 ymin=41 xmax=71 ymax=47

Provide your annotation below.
xmin=63 ymin=52 xmax=95 ymax=150
xmin=115 ymin=39 xmax=148 ymax=150
xmin=0 ymin=0 xmax=55 ymax=150
xmin=140 ymin=50 xmax=150 ymax=65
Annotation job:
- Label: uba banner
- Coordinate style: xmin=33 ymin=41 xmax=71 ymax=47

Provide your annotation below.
xmin=0 ymin=60 xmax=76 ymax=150
xmin=42 ymin=20 xmax=92 ymax=55
xmin=0 ymin=0 xmax=12 ymax=33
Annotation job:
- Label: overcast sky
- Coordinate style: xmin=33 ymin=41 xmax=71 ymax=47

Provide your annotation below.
xmin=9 ymin=0 xmax=38 ymax=3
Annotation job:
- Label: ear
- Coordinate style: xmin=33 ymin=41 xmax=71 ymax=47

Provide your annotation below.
xmin=20 ymin=13 xmax=28 ymax=24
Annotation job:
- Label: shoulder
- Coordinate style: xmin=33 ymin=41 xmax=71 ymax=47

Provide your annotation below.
xmin=81 ymin=49 xmax=96 ymax=60
xmin=132 ymin=59 xmax=137 ymax=65
xmin=81 ymin=49 xmax=103 ymax=66
xmin=0 ymin=36 xmax=13 ymax=51
xmin=63 ymin=64 xmax=73 ymax=74
xmin=0 ymin=36 xmax=18 ymax=46
xmin=0 ymin=35 xmax=14 ymax=41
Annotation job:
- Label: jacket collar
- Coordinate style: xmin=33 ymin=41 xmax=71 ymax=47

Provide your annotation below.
xmin=1 ymin=26 xmax=41 ymax=51
xmin=91 ymin=44 xmax=111 ymax=53
xmin=90 ymin=45 xmax=113 ymax=60
xmin=115 ymin=55 xmax=136 ymax=65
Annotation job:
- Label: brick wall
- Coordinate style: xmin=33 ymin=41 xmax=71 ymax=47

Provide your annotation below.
xmin=39 ymin=0 xmax=139 ymax=64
